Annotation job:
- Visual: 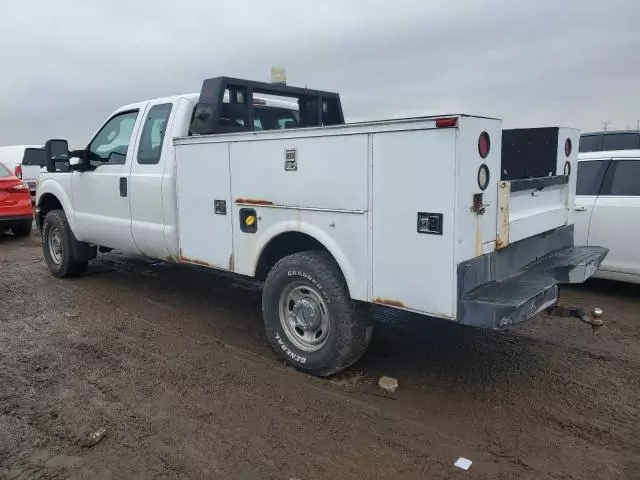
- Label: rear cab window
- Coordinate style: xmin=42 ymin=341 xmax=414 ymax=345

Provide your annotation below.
xmin=576 ymin=160 xmax=610 ymax=195
xmin=22 ymin=148 xmax=45 ymax=167
xmin=219 ymin=91 xmax=299 ymax=132
xmin=253 ymin=106 xmax=299 ymax=131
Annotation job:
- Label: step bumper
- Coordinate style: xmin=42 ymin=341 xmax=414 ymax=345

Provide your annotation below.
xmin=458 ymin=245 xmax=608 ymax=329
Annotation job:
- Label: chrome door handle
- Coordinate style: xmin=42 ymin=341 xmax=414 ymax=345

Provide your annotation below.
xmin=574 ymin=206 xmax=586 ymax=212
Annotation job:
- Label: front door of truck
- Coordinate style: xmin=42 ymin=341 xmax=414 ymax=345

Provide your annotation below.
xmin=71 ymin=105 xmax=146 ymax=251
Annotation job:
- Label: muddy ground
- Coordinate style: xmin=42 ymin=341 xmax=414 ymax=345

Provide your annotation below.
xmin=1 ymin=230 xmax=639 ymax=479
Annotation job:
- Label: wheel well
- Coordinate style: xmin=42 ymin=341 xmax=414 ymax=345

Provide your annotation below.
xmin=38 ymin=194 xmax=63 ymax=226
xmin=255 ymin=232 xmax=331 ymax=282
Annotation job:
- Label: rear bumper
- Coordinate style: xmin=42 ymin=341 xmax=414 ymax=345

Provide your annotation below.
xmin=0 ymin=215 xmax=33 ymax=226
xmin=457 ymin=225 xmax=608 ymax=329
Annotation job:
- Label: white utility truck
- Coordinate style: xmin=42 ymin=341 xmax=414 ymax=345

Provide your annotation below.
xmin=37 ymin=76 xmax=607 ymax=376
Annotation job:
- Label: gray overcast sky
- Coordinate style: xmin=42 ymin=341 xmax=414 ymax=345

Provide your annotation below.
xmin=1 ymin=0 xmax=639 ymax=146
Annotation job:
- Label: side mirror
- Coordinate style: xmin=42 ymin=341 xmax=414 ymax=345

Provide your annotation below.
xmin=44 ymin=139 xmax=69 ymax=173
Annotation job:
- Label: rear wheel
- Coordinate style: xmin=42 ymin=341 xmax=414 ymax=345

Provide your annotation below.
xmin=262 ymin=251 xmax=371 ymax=377
xmin=11 ymin=220 xmax=32 ymax=237
xmin=42 ymin=210 xmax=88 ymax=278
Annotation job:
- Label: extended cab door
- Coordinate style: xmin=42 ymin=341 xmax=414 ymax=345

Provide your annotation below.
xmin=587 ymin=158 xmax=640 ymax=275
xmin=129 ymin=100 xmax=176 ymax=259
xmin=71 ymin=104 xmax=146 ymax=251
xmin=573 ymin=158 xmax=610 ymax=245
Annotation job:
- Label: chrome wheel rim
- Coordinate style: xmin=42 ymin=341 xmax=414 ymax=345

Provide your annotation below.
xmin=279 ymin=282 xmax=330 ymax=352
xmin=48 ymin=226 xmax=63 ymax=265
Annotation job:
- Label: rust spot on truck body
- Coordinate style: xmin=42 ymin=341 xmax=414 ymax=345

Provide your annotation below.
xmin=180 ymin=256 xmax=212 ymax=267
xmin=228 ymin=253 xmax=234 ymax=271
xmin=374 ymin=298 xmax=407 ymax=309
xmin=235 ymin=198 xmax=273 ymax=206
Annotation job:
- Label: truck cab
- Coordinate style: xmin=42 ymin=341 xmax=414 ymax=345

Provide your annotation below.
xmin=36 ymin=76 xmax=607 ymax=377
xmin=37 ymin=78 xmax=316 ymax=261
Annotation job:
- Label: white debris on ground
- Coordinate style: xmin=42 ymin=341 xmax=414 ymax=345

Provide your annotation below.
xmin=454 ymin=457 xmax=472 ymax=470
xmin=377 ymin=376 xmax=399 ymax=393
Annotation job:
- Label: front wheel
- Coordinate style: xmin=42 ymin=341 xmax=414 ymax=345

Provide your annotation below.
xmin=42 ymin=210 xmax=88 ymax=278
xmin=262 ymin=251 xmax=371 ymax=377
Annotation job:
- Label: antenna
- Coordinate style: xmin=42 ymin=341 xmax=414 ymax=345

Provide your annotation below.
xmin=601 ymin=120 xmax=611 ymax=131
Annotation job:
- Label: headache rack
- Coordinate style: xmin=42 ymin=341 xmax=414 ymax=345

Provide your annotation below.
xmin=190 ymin=76 xmax=345 ymax=136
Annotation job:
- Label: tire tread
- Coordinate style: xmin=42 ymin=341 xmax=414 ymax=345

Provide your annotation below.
xmin=263 ymin=251 xmax=369 ymax=376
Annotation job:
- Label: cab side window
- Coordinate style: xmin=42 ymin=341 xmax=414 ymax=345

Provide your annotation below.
xmin=137 ymin=104 xmax=173 ymax=165
xmin=89 ymin=111 xmax=139 ymax=165
xmin=601 ymin=160 xmax=640 ymax=196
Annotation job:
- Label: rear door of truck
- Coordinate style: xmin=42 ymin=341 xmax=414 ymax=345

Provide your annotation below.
xmin=128 ymin=98 xmax=178 ymax=259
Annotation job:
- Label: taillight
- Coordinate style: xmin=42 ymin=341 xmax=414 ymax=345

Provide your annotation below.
xmin=435 ymin=117 xmax=458 ymax=128
xmin=14 ymin=165 xmax=22 ymax=179
xmin=565 ymin=138 xmax=572 ymax=157
xmin=478 ymin=132 xmax=490 ymax=158
xmin=6 ymin=183 xmax=29 ymax=193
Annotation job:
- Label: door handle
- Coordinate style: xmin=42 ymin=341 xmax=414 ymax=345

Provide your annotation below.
xmin=574 ymin=206 xmax=586 ymax=212
xmin=119 ymin=177 xmax=128 ymax=197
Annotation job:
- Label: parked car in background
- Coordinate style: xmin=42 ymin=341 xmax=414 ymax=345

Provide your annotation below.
xmin=0 ymin=145 xmax=45 ymax=197
xmin=575 ymin=149 xmax=640 ymax=283
xmin=0 ymin=161 xmax=33 ymax=236
xmin=579 ymin=130 xmax=640 ymax=153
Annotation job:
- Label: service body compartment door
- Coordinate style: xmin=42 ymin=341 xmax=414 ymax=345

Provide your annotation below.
xmin=371 ymin=129 xmax=456 ymax=318
xmin=175 ymin=142 xmax=234 ymax=270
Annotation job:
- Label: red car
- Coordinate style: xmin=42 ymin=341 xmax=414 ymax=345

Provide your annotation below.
xmin=0 ymin=161 xmax=32 ymax=236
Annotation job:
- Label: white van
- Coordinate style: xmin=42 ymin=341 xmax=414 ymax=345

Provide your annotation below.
xmin=0 ymin=145 xmax=45 ymax=196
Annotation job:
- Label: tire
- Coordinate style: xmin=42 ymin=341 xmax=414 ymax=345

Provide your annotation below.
xmin=262 ymin=251 xmax=371 ymax=377
xmin=42 ymin=210 xmax=88 ymax=278
xmin=12 ymin=220 xmax=32 ymax=237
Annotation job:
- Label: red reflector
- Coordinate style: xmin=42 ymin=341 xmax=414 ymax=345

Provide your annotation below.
xmin=14 ymin=165 xmax=22 ymax=179
xmin=478 ymin=132 xmax=490 ymax=158
xmin=435 ymin=117 xmax=458 ymax=128
xmin=565 ymin=138 xmax=572 ymax=157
